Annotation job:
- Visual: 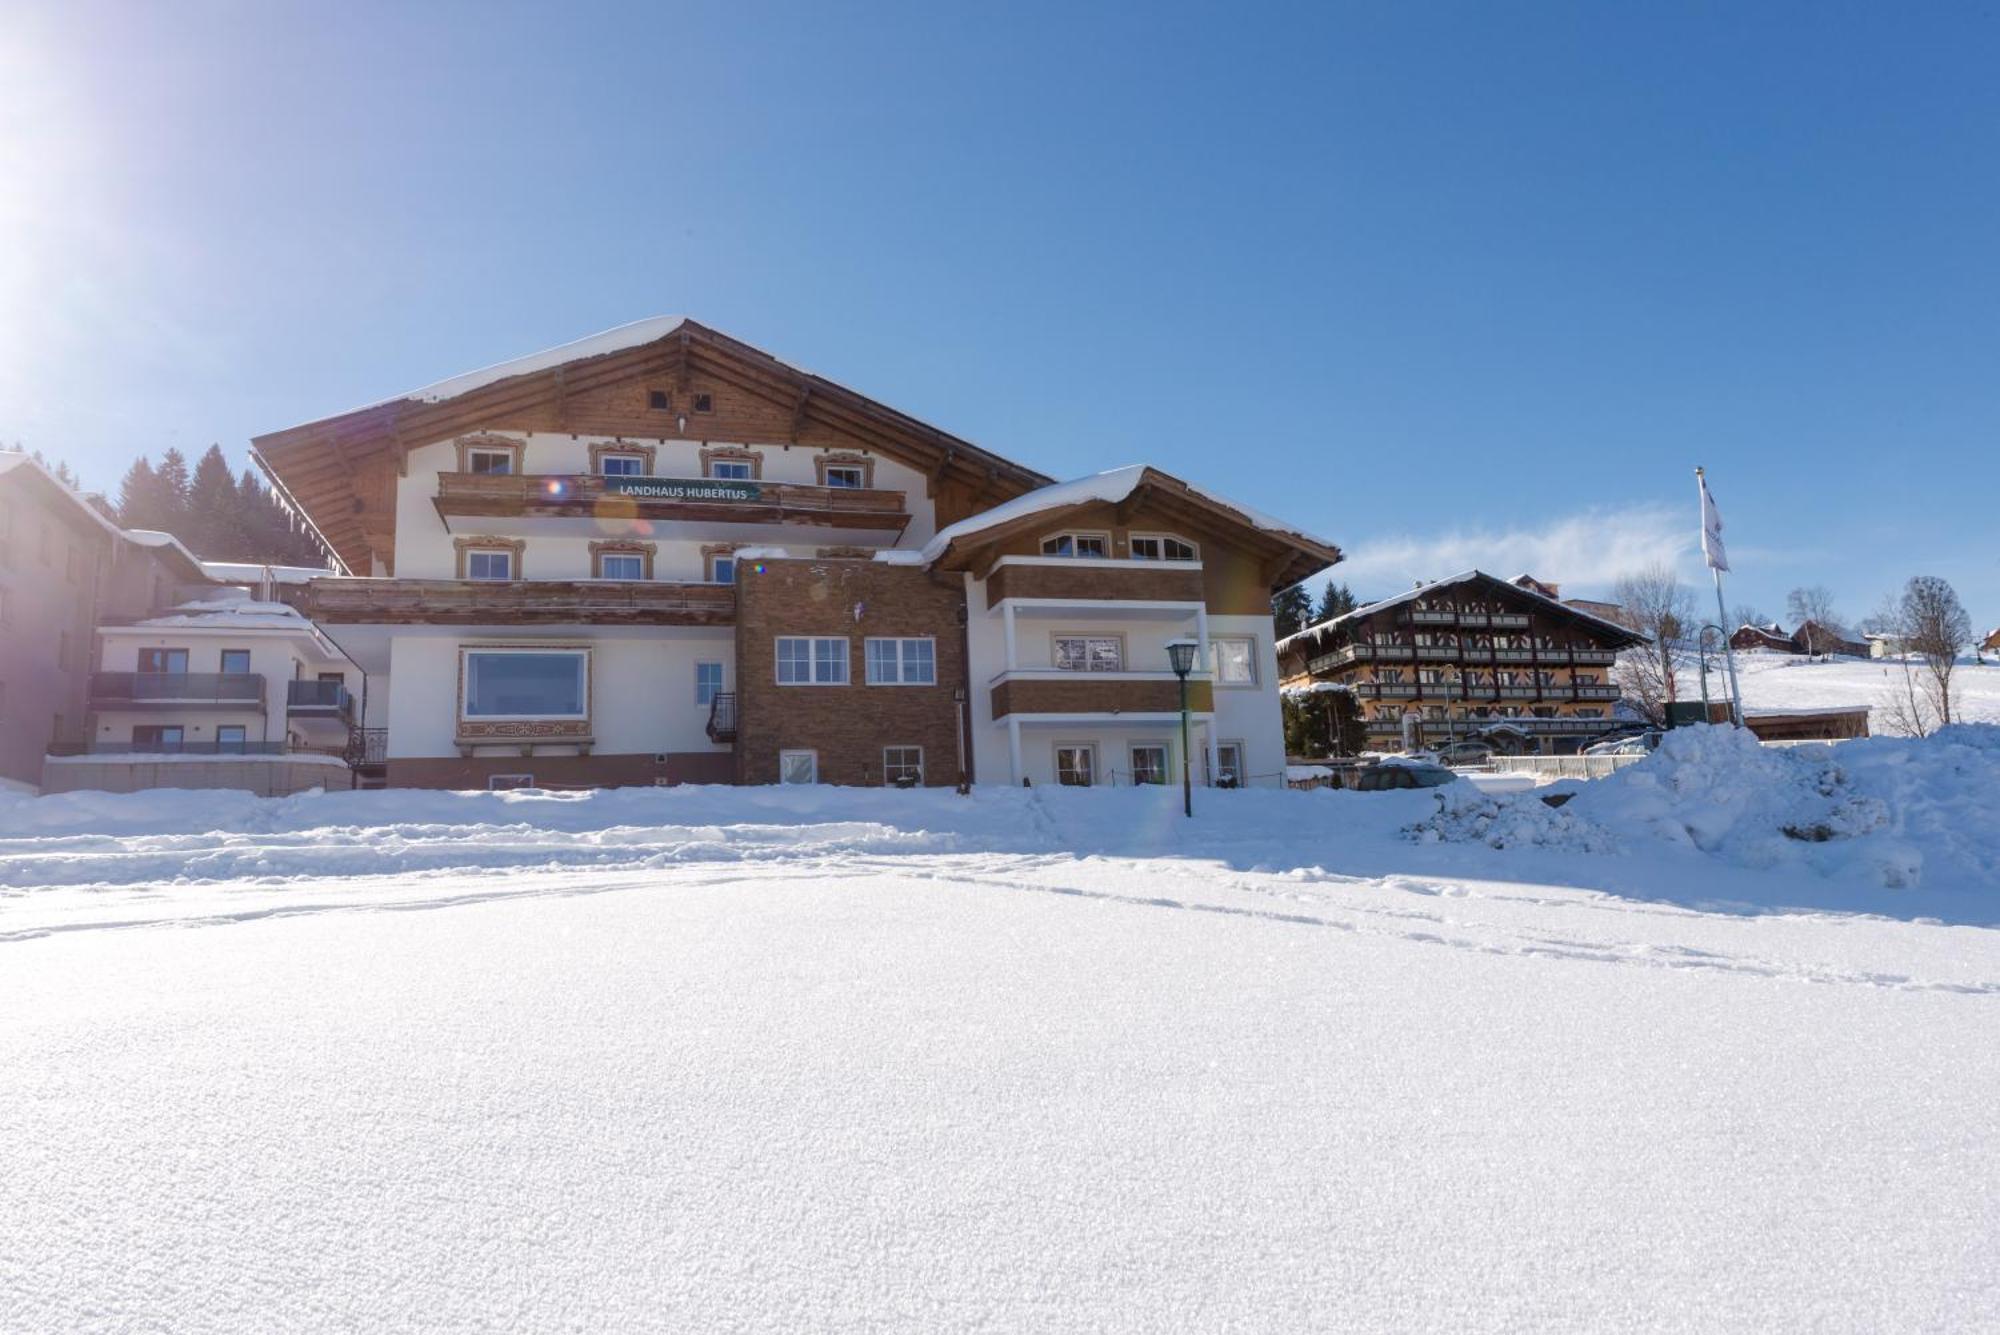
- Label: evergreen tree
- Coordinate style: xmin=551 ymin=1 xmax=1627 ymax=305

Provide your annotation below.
xmin=1315 ymin=582 xmax=1358 ymax=623
xmin=116 ymin=457 xmax=173 ymax=530
xmin=187 ymin=444 xmax=247 ymax=558
xmin=1272 ymin=583 xmax=1314 ymax=638
xmin=153 ymin=448 xmax=193 ymax=530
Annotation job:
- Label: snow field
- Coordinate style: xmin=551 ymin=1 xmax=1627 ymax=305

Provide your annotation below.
xmin=2 ymin=759 xmax=1998 ymax=1331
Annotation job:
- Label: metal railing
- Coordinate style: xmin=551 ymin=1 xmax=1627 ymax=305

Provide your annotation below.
xmin=1487 ymin=753 xmax=1649 ymax=780
xmin=50 ymin=740 xmax=300 ymax=758
xmin=89 ymin=672 xmax=264 ymax=705
xmin=286 ymin=679 xmax=354 ymax=716
xmin=706 ymin=691 xmax=737 ymax=742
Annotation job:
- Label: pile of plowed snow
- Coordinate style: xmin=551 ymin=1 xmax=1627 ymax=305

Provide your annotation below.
xmin=1413 ymin=724 xmax=2000 ymax=892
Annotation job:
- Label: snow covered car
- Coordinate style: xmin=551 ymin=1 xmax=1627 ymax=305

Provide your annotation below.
xmin=1348 ymin=759 xmax=1459 ymax=791
xmin=1584 ymin=730 xmax=1663 ymax=757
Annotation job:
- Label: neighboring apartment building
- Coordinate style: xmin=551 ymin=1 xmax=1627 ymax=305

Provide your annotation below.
xmin=1509 ymin=574 xmax=1628 ymax=629
xmin=43 ymin=593 xmax=362 ymax=797
xmin=0 ymin=454 xmax=213 ymax=794
xmin=1276 ymin=570 xmax=1646 ymax=755
xmin=253 ymin=318 xmax=1340 ymax=790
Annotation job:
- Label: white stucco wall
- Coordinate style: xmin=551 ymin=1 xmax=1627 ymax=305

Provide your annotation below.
xmin=384 ymin=626 xmax=735 ymax=759
xmin=961 ymin=574 xmax=1288 ymax=788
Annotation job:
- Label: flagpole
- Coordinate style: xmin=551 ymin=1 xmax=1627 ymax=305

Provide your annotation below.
xmin=1696 ymin=466 xmax=1745 ymax=727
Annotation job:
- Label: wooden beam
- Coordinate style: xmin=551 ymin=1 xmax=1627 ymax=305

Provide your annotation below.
xmin=788 ymin=385 xmax=813 ymax=443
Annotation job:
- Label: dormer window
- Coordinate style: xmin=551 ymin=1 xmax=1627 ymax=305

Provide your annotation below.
xmin=1041 ymin=532 xmax=1109 ymax=559
xmin=1129 ymin=534 xmax=1197 ymax=562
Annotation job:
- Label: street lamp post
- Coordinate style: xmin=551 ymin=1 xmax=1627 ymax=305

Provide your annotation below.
xmin=1166 ymin=638 xmax=1199 ymax=817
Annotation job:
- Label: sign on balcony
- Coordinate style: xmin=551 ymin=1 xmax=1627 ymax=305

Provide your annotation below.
xmin=605 ymin=477 xmax=761 ymax=503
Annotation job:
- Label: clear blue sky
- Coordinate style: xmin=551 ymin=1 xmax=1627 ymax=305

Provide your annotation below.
xmin=5 ymin=1 xmax=1996 ymax=625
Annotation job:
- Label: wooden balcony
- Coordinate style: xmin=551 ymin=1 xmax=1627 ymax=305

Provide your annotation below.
xmin=990 ymin=673 xmax=1213 ymax=721
xmin=985 ymin=559 xmax=1204 ymax=607
xmin=284 ymin=577 xmax=737 ymax=626
xmin=434 ymin=472 xmax=910 ymax=536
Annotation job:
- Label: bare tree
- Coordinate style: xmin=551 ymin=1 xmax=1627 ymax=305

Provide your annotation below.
xmin=1729 ymin=603 xmax=1769 ymax=631
xmin=1899 ymin=575 xmax=1971 ymax=728
xmin=1613 ymin=564 xmax=1696 ymax=725
xmin=1785 ymin=585 xmax=1842 ymax=657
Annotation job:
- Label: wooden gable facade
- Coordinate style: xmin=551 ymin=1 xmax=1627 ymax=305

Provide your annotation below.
xmin=251 ymin=320 xmax=1053 ymax=576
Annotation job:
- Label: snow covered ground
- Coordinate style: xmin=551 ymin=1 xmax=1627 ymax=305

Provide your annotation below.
xmin=3 ymin=757 xmax=1997 ymax=1331
xmin=1727 ymin=649 xmax=2000 ymax=732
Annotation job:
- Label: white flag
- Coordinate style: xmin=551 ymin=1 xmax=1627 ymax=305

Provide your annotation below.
xmin=1698 ymin=471 xmax=1729 ymax=572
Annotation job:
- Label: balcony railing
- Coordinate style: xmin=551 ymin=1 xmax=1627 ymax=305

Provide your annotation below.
xmin=434 ymin=472 xmax=910 ymax=534
xmin=1489 ymin=613 xmax=1531 ymax=627
xmin=285 ymin=578 xmax=737 ymax=626
xmin=1409 ymin=609 xmax=1456 ymax=624
xmin=1571 ymin=649 xmax=1618 ymax=665
xmin=89 ymin=672 xmax=264 ymax=707
xmin=706 ymin=692 xmax=737 ymax=744
xmin=1575 ymin=684 xmax=1621 ymax=700
xmin=51 ymin=740 xmax=301 ymax=758
xmin=1414 ymin=645 xmax=1460 ymax=660
xmin=286 ymin=679 xmax=354 ymax=719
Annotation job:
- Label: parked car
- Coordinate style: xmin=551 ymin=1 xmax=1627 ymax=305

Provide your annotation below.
xmin=1583 ymin=729 xmax=1662 ymax=757
xmin=1348 ymin=758 xmax=1459 ymax=791
xmin=1431 ymin=740 xmax=1496 ymax=767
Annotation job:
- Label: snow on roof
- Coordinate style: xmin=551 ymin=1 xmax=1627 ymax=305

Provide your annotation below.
xmin=1276 ymin=569 xmax=1643 ymax=653
xmin=368 ymin=316 xmax=692 ymax=413
xmin=200 ymin=560 xmax=338 ymax=586
xmin=128 ymin=596 xmax=319 ymax=632
xmin=918 ymin=465 xmax=1337 ymax=566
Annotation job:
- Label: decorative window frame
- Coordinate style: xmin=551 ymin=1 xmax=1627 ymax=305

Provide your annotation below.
xmin=700 ymin=445 xmax=760 ymax=480
xmin=589 ymin=540 xmax=656 ymax=581
xmin=815 ymin=451 xmax=874 ymax=489
xmin=454 ymin=536 xmax=526 ymax=580
xmin=455 ymin=643 xmax=593 ymax=751
xmin=1038 ymin=530 xmax=1112 ymax=559
xmin=455 ymin=433 xmax=525 ymax=474
xmin=701 ymin=543 xmax=740 ymax=584
xmin=1128 ymin=532 xmax=1200 ymax=562
xmin=590 ymin=441 xmax=657 ymax=474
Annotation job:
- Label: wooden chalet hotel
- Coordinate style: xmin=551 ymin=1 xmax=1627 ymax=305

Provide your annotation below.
xmin=1276 ymin=571 xmax=1645 ymax=755
xmin=253 ymin=318 xmax=1341 ymax=790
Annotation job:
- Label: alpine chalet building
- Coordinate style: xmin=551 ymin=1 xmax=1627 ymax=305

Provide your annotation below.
xmin=1276 ymin=570 xmax=1645 ymax=755
xmin=253 ymin=319 xmax=1340 ymax=790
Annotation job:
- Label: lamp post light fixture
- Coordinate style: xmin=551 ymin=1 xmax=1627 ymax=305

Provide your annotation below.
xmin=1165 ymin=638 xmax=1200 ymax=817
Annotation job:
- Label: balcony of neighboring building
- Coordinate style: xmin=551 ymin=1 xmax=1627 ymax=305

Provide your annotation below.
xmin=983 ymin=556 xmax=1205 ymax=611
xmin=989 ymin=672 xmax=1214 ymax=722
xmin=283 ymin=577 xmax=737 ymax=626
xmin=88 ymin=671 xmax=265 ymax=710
xmin=431 ymin=470 xmax=911 ymax=545
xmin=286 ymin=679 xmax=356 ymax=723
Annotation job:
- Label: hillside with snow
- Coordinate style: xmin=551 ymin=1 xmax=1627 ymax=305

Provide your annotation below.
xmin=3 ymin=735 xmax=1997 ymax=1332
xmin=1724 ymin=650 xmax=2000 ymax=732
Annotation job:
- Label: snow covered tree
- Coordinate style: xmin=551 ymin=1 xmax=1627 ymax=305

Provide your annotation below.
xmin=1272 ymin=583 xmax=1314 ymax=638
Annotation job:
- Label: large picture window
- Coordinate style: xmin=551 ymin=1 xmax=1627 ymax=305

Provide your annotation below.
xmin=776 ymin=636 xmax=848 ymax=685
xmin=461 ymin=650 xmax=588 ymax=719
xmin=865 ymin=637 xmax=936 ymax=685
